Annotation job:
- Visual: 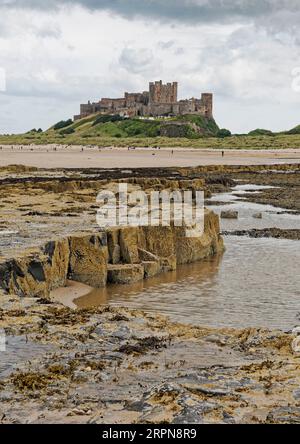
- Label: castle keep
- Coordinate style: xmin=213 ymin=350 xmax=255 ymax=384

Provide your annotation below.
xmin=74 ymin=81 xmax=213 ymax=121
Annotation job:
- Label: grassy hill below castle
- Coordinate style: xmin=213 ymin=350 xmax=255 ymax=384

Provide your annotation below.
xmin=49 ymin=114 xmax=221 ymax=139
xmin=1 ymin=114 xmax=300 ymax=149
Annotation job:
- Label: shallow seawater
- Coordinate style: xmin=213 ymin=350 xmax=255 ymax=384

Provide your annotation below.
xmin=75 ymin=236 xmax=300 ymax=331
xmin=208 ymin=184 xmax=300 ymax=231
xmin=75 ymin=184 xmax=300 ymax=332
xmin=0 ymin=336 xmax=54 ymax=378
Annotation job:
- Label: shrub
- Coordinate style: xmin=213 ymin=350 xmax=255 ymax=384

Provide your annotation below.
xmin=59 ymin=127 xmax=75 ymax=135
xmin=217 ymin=128 xmax=232 ymax=138
xmin=92 ymin=115 xmax=125 ymax=126
xmin=53 ymin=119 xmax=73 ymax=130
xmin=248 ymin=129 xmax=273 ymax=136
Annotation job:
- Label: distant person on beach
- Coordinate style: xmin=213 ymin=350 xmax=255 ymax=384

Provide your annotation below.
xmin=222 ymin=151 xmax=225 ymax=157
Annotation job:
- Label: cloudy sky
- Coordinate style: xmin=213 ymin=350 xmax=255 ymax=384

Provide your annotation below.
xmin=0 ymin=0 xmax=300 ymax=134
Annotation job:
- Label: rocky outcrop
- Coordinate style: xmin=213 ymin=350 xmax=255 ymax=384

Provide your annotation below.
xmin=175 ymin=212 xmax=222 ymax=264
xmin=68 ymin=234 xmax=108 ymax=288
xmin=0 ymin=210 xmax=223 ymax=298
xmin=0 ymin=239 xmax=70 ymax=298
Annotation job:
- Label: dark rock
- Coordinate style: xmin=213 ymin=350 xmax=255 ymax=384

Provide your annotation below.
xmin=28 ymin=261 xmax=46 ymax=282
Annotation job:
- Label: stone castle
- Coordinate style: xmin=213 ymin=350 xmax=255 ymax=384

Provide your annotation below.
xmin=74 ymin=81 xmax=213 ymax=121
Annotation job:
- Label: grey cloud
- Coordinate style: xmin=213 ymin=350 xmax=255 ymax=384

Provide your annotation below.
xmin=6 ymin=74 xmax=101 ymax=101
xmin=157 ymin=40 xmax=175 ymax=50
xmin=174 ymin=47 xmax=185 ymax=56
xmin=0 ymin=12 xmax=62 ymax=39
xmin=1 ymin=1 xmax=300 ymax=25
xmin=119 ymin=48 xmax=160 ymax=75
xmin=35 ymin=25 xmax=61 ymax=39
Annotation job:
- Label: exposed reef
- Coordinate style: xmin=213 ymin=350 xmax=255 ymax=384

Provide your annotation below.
xmin=223 ymin=228 xmax=300 ymax=240
xmin=0 ymin=210 xmax=223 ymax=298
xmin=0 ymin=294 xmax=299 ymax=424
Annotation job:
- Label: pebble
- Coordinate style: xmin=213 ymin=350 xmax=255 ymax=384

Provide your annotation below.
xmin=221 ymin=210 xmax=239 ymax=219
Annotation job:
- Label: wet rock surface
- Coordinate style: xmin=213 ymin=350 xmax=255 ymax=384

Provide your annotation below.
xmin=0 ymin=214 xmax=223 ymax=298
xmin=227 ymin=169 xmax=300 ymax=213
xmin=222 ymin=228 xmax=300 ymax=240
xmin=0 ymin=293 xmax=300 ymax=424
xmin=0 ymin=165 xmax=223 ymax=297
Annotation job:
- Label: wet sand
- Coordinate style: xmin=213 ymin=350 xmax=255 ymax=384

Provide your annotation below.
xmin=0 ymin=145 xmax=299 ymax=168
xmin=51 ymin=280 xmax=93 ymax=309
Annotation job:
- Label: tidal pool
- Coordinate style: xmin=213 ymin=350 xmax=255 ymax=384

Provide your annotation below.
xmin=75 ymin=235 xmax=300 ymax=331
xmin=74 ymin=184 xmax=300 ymax=332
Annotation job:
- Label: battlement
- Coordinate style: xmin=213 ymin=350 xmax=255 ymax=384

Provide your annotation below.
xmin=74 ymin=81 xmax=213 ymax=121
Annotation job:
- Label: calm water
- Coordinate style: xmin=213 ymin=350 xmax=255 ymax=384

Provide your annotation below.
xmin=75 ymin=185 xmax=300 ymax=332
xmin=0 ymin=336 xmax=54 ymax=378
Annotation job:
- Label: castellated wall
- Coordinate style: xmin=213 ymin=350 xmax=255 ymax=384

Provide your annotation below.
xmin=74 ymin=81 xmax=213 ymax=120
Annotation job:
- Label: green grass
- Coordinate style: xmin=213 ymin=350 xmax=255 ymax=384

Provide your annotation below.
xmin=2 ymin=131 xmax=300 ymax=149
xmin=285 ymin=124 xmax=300 ymax=135
xmin=177 ymin=114 xmax=220 ymax=135
xmin=1 ymin=113 xmax=300 ymax=149
xmin=55 ymin=114 xmax=221 ymax=139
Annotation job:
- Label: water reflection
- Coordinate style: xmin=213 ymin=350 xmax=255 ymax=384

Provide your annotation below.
xmin=75 ymin=253 xmax=223 ymax=309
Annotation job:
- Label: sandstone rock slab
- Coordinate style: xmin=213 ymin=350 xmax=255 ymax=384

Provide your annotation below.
xmin=107 ymin=264 xmax=144 ymax=285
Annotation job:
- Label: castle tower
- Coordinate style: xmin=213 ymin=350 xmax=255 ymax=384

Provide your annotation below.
xmin=149 ymin=81 xmax=178 ymax=104
xmin=201 ymin=93 xmax=213 ymax=118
